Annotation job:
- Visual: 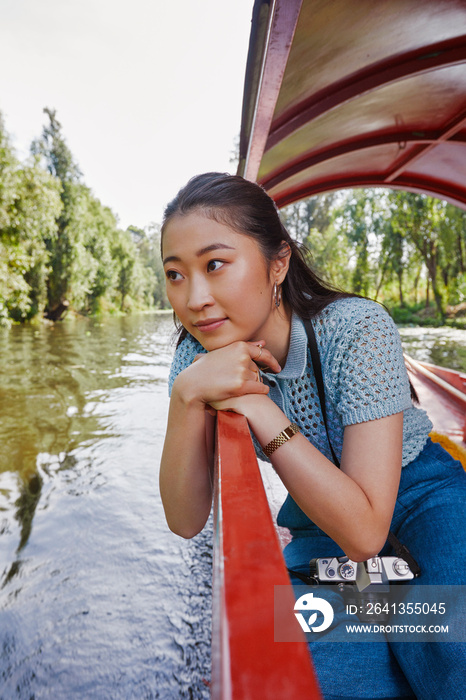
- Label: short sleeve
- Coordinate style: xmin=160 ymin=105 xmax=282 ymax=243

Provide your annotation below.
xmin=327 ymin=302 xmax=412 ymax=426
xmin=168 ymin=334 xmax=205 ymax=396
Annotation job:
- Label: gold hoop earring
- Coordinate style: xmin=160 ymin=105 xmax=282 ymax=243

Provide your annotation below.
xmin=273 ymin=282 xmax=282 ymax=309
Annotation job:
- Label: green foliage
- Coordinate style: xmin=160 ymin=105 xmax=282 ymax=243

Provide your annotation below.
xmin=282 ymin=188 xmax=466 ymax=323
xmin=281 ymin=194 xmax=352 ymax=290
xmin=32 ymin=108 xmax=89 ymax=311
xmin=31 ymin=107 xmax=81 ymax=183
xmin=0 ymin=114 xmax=63 ymax=324
xmin=132 ymin=223 xmax=169 ymax=309
xmin=110 ymin=229 xmax=137 ymax=310
xmin=0 ymin=108 xmax=166 ymax=323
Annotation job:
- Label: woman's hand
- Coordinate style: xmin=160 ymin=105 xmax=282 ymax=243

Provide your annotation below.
xmin=172 ymin=340 xmax=281 ymax=408
xmin=207 ymin=392 xmax=271 ymax=417
xmin=160 ymin=340 xmax=280 ymax=538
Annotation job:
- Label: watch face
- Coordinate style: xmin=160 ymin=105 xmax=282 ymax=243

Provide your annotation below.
xmin=285 ymin=424 xmax=298 ymax=439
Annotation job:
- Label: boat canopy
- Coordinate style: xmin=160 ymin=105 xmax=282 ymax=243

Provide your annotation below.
xmin=238 ymin=0 xmax=466 ymax=210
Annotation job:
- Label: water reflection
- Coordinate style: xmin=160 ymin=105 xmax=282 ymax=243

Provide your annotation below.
xmin=0 ymin=315 xmax=173 ymax=551
xmin=398 ymin=325 xmax=466 ymax=373
xmin=0 ymin=313 xmax=211 ymax=699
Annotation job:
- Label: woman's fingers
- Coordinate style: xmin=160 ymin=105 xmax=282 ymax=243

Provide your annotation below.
xmin=247 ymin=380 xmax=270 ymax=395
xmin=248 ymin=340 xmax=281 ymax=373
xmin=250 ymin=366 xmax=262 ymax=383
xmin=208 ymin=390 xmax=269 ymax=415
xmin=178 ymin=339 xmax=278 ymax=406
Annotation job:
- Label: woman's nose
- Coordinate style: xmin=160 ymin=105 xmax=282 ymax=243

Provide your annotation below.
xmin=186 ymin=277 xmax=214 ymax=310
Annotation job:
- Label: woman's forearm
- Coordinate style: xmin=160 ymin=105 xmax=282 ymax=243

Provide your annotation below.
xmin=238 ymin=396 xmax=402 ymax=561
xmin=268 ymin=432 xmax=394 ymax=561
xmin=159 ymin=387 xmax=214 ymax=538
xmin=159 ymin=341 xmax=277 ymax=538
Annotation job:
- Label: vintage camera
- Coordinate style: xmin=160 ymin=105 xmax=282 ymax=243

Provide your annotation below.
xmin=309 ymin=555 xmax=414 ymax=585
xmin=309 ymin=555 xmax=415 ymax=622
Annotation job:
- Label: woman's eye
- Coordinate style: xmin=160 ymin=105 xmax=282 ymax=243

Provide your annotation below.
xmin=165 ymin=270 xmax=183 ymax=281
xmin=207 ymin=259 xmax=224 ymax=272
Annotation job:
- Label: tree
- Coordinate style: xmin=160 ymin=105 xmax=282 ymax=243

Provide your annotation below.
xmin=1 ymin=107 xmax=172 ymax=322
xmin=281 ymin=194 xmax=336 ymax=242
xmin=135 ymin=223 xmax=169 ymax=309
xmin=0 ymin=112 xmax=62 ymax=323
xmin=436 ymin=204 xmax=466 ymax=305
xmin=280 ymin=194 xmax=352 ymax=289
xmin=333 ymin=190 xmax=375 ymax=296
xmin=30 ymin=108 xmax=138 ymax=317
xmin=389 ymin=192 xmax=446 ymax=319
xmin=31 ymin=108 xmax=85 ymax=314
xmin=111 ymin=229 xmax=138 ymax=310
xmin=278 ymin=188 xmax=466 ymax=314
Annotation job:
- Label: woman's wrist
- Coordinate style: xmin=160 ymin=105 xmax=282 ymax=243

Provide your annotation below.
xmin=237 ymin=394 xmax=293 ymax=448
xmin=171 ymin=371 xmax=206 ymax=410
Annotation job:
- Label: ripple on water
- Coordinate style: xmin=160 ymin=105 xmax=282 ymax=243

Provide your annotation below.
xmin=398 ymin=325 xmax=466 ymax=372
xmin=0 ymin=313 xmax=212 ymax=699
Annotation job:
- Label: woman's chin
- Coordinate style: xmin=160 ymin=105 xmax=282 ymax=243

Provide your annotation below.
xmin=196 ymin=332 xmax=246 ymax=352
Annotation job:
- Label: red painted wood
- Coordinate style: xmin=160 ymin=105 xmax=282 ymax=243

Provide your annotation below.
xmin=266 ymin=36 xmax=466 ymax=149
xmin=238 ymin=0 xmax=466 ymax=210
xmin=243 ymin=0 xmax=303 ymax=183
xmin=261 ymin=131 xmax=446 ymax=192
xmin=272 ymin=175 xmax=466 ymax=211
xmin=211 ymin=411 xmax=322 ymax=699
xmin=417 ymin=360 xmax=466 ymax=396
xmin=406 ymin=360 xmax=466 ymax=445
xmin=385 ymin=110 xmax=466 ymax=183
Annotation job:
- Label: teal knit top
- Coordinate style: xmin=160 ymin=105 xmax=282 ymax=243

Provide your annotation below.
xmin=168 ymin=297 xmax=432 ymax=468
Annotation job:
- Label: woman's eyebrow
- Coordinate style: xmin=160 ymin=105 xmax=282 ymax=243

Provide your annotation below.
xmin=196 ymin=243 xmax=235 ymax=257
xmin=163 ymin=243 xmax=235 ymax=265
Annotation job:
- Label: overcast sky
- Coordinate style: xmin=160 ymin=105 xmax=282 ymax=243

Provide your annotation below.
xmin=0 ymin=0 xmax=253 ymax=229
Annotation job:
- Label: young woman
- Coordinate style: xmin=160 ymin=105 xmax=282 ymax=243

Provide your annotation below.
xmin=159 ymin=172 xmax=466 ymax=699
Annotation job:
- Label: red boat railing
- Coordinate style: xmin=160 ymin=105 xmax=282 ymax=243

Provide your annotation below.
xmin=211 ymin=411 xmax=322 ymax=699
xmin=405 ymin=354 xmax=466 ymax=411
xmin=405 ymin=354 xmax=466 ymax=445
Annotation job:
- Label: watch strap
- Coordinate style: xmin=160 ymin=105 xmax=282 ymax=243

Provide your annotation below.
xmin=263 ymin=423 xmax=300 ymax=457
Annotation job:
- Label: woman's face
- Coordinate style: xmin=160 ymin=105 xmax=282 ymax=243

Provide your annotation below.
xmin=162 ymin=211 xmax=279 ymax=351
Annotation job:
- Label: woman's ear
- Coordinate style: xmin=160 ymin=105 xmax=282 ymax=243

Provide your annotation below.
xmin=271 ymin=241 xmax=292 ymax=284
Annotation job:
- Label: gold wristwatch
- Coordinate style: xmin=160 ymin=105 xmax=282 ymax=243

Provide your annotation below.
xmin=263 ymin=423 xmax=300 ymax=457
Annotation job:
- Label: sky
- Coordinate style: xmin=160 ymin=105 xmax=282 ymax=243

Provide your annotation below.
xmin=0 ymin=0 xmax=254 ymax=230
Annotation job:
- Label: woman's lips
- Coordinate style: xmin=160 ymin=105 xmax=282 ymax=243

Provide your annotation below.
xmin=194 ymin=318 xmax=227 ymax=332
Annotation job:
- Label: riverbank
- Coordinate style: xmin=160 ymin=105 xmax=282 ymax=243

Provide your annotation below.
xmin=389 ymin=301 xmax=466 ymax=329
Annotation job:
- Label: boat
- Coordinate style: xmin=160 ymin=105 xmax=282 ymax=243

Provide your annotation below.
xmin=237 ymin=0 xmax=466 ymax=208
xmin=404 ymin=354 xmax=466 ymax=451
xmin=211 ymin=1 xmax=466 ymax=697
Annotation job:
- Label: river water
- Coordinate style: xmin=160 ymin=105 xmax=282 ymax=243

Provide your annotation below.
xmin=398 ymin=324 xmax=466 ymax=372
xmin=0 ymin=315 xmax=465 ymax=699
xmin=0 ymin=313 xmax=211 ymax=700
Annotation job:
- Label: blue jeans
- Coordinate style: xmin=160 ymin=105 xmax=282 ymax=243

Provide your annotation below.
xmin=281 ymin=439 xmax=466 ymax=699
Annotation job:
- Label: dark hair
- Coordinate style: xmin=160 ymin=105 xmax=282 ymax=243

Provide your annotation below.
xmin=161 ymin=172 xmax=355 ymax=344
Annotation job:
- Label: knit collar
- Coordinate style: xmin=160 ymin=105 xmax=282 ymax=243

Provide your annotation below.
xmin=264 ymin=313 xmax=308 ymax=381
